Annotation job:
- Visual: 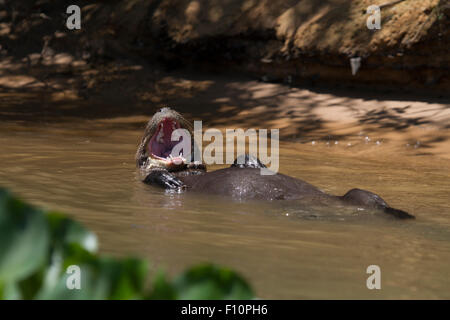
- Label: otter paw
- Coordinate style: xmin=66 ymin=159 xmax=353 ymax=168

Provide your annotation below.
xmin=143 ymin=170 xmax=185 ymax=189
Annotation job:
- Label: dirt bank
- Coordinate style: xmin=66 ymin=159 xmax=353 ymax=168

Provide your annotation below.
xmin=149 ymin=0 xmax=450 ymax=91
xmin=1 ymin=0 xmax=449 ymax=92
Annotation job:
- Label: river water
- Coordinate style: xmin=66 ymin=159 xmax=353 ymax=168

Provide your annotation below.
xmin=0 ymin=111 xmax=449 ymax=299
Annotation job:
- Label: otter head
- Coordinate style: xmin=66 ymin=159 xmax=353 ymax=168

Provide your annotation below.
xmin=136 ymin=107 xmax=194 ymax=168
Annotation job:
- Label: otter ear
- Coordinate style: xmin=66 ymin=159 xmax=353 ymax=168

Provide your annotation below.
xmin=231 ymin=154 xmax=267 ymax=169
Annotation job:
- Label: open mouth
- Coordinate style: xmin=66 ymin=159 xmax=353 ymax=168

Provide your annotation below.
xmin=148 ymin=118 xmax=184 ymax=161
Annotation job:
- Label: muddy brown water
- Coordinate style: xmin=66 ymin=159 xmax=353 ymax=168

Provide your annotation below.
xmin=0 ymin=114 xmax=449 ymax=299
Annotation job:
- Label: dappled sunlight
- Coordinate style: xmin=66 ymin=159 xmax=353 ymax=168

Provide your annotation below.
xmin=0 ymin=75 xmax=42 ymax=89
xmin=1 ymin=62 xmax=448 ymax=157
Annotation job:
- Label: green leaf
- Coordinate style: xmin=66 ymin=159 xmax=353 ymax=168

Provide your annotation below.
xmin=96 ymin=257 xmax=148 ymax=300
xmin=2 ymin=281 xmax=22 ymax=300
xmin=46 ymin=212 xmax=98 ymax=254
xmin=37 ymin=257 xmax=148 ymax=300
xmin=173 ymin=264 xmax=254 ymax=300
xmin=0 ymin=188 xmax=255 ymax=300
xmin=147 ymin=270 xmax=176 ymax=299
xmin=37 ymin=263 xmax=103 ymax=300
xmin=35 ymin=213 xmax=100 ymax=299
xmin=0 ymin=190 xmax=49 ymax=284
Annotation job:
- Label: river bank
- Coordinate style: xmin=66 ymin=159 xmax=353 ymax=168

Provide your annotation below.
xmin=1 ymin=55 xmax=449 ymax=159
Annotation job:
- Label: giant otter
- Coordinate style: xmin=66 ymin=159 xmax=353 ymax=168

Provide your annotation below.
xmin=136 ymin=108 xmax=414 ymax=219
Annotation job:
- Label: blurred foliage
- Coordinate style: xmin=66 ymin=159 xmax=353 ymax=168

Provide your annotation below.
xmin=0 ymin=188 xmax=254 ymax=300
